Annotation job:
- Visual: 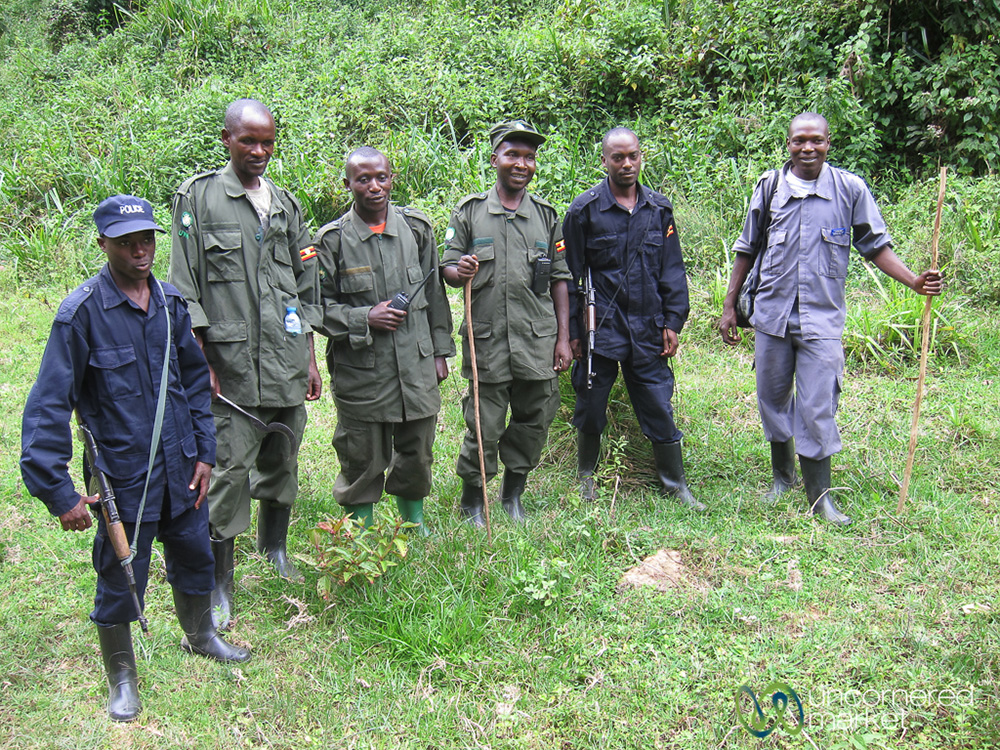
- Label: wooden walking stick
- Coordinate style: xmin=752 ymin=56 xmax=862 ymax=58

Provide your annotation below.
xmin=465 ymin=279 xmax=492 ymax=543
xmin=898 ymin=166 xmax=947 ymax=513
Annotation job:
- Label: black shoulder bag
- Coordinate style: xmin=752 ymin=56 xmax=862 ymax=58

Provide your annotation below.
xmin=735 ymin=171 xmax=780 ymax=328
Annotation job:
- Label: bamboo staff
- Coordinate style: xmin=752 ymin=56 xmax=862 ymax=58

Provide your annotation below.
xmin=898 ymin=166 xmax=947 ymax=513
xmin=465 ymin=279 xmax=492 ymax=543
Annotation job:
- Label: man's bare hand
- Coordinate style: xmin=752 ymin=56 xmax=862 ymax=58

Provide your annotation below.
xmin=660 ymin=328 xmax=679 ymax=358
xmin=368 ymin=301 xmax=407 ymax=332
xmin=719 ymin=307 xmax=742 ymax=346
xmin=435 ymin=356 xmax=449 ymax=383
xmin=59 ymin=494 xmax=98 ymax=531
xmin=912 ymin=269 xmax=944 ymax=296
xmin=189 ymin=461 xmax=213 ymax=508
xmin=554 ymin=339 xmax=572 ymax=372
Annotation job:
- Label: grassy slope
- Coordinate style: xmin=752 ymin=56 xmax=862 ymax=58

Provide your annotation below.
xmin=1 ymin=278 xmax=998 ymax=749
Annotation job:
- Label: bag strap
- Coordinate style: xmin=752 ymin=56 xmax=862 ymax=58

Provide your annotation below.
xmin=127 ymin=279 xmax=171 ymax=561
xmin=748 ymin=169 xmax=781 ymax=263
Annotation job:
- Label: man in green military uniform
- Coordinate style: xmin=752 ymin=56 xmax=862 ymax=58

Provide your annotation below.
xmin=442 ymin=120 xmax=571 ymax=525
xmin=314 ymin=147 xmax=453 ymax=533
xmin=169 ymin=99 xmax=322 ymax=628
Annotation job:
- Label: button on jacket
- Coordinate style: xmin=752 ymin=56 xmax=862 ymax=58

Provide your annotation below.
xmin=732 ymin=161 xmax=891 ymax=339
xmin=168 ymin=161 xmax=320 ymax=407
xmin=21 ymin=266 xmax=216 ymax=522
xmin=315 ymin=204 xmax=454 ymax=423
xmin=442 ymin=185 xmax=570 ymax=383
xmin=563 ymin=178 xmax=690 ymax=363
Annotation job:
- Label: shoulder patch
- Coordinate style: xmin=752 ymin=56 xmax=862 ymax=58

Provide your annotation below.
xmin=555 ymin=239 xmax=566 ymax=254
xmin=300 ymin=245 xmax=318 ymax=262
xmin=54 ymin=278 xmax=98 ymax=324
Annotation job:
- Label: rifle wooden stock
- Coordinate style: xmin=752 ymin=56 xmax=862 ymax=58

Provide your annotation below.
xmin=76 ymin=416 xmax=149 ymax=634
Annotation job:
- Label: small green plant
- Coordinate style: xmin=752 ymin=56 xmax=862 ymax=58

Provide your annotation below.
xmin=512 ymin=557 xmax=572 ymax=608
xmin=297 ymin=515 xmax=412 ymax=596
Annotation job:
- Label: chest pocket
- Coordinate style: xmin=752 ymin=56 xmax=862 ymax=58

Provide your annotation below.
xmin=405 ymin=264 xmax=430 ymax=309
xmin=820 ymin=227 xmax=850 ymax=278
xmin=339 ymin=267 xmax=375 ymax=300
xmin=585 ymin=234 xmax=617 ymax=269
xmin=269 ymin=229 xmax=298 ymax=295
xmin=89 ymin=345 xmax=141 ymax=400
xmin=763 ymin=229 xmax=787 ymax=275
xmin=205 ymin=226 xmax=245 ymax=283
xmin=470 ymin=237 xmax=495 ymax=290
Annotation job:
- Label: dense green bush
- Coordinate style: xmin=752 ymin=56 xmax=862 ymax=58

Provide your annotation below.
xmin=0 ymin=0 xmax=998 ymax=291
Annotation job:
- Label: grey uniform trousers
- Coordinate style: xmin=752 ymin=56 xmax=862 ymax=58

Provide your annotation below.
xmin=755 ymin=310 xmax=844 ymax=461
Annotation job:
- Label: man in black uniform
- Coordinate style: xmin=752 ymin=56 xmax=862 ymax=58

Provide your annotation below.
xmin=563 ymin=128 xmax=703 ymax=510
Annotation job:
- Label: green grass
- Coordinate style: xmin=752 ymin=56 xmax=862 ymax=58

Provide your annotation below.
xmin=2 ymin=274 xmax=998 ymax=749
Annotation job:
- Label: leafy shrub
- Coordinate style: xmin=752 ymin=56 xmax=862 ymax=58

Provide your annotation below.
xmin=297 ymin=516 xmax=413 ymax=595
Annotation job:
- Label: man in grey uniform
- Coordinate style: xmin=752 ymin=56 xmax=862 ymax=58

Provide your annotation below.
xmin=719 ymin=112 xmax=942 ymax=525
xmin=169 ymin=99 xmax=322 ymax=627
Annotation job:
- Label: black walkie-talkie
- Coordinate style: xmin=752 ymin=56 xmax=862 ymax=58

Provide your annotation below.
xmin=387 ymin=269 xmax=436 ymax=311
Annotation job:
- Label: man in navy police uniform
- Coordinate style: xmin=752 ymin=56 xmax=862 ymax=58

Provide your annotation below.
xmin=21 ymin=195 xmax=249 ymax=723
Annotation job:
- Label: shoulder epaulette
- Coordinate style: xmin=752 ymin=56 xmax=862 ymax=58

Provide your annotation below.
xmin=397 ymin=205 xmax=432 ymax=229
xmin=529 ymin=192 xmax=555 ymax=210
xmin=647 ymin=190 xmax=673 ymax=210
xmin=175 ymin=168 xmax=220 ymax=196
xmin=54 ymin=277 xmax=99 ymax=324
xmin=456 ymin=192 xmax=488 ymax=209
xmin=573 ymin=184 xmax=603 ymax=209
xmin=314 ymin=217 xmax=343 ymax=244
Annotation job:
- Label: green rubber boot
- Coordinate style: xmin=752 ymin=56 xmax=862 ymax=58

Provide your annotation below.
xmin=344 ymin=503 xmax=375 ymax=529
xmin=395 ymin=496 xmax=431 ymax=536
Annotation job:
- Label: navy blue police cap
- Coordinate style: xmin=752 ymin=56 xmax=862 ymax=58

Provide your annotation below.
xmin=93 ymin=195 xmax=165 ymax=238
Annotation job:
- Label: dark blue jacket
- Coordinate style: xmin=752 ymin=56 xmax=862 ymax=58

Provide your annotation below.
xmin=21 ymin=265 xmax=216 ymax=522
xmin=563 ymin=178 xmax=690 ymax=363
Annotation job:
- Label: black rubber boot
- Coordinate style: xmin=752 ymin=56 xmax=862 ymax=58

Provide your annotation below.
xmin=97 ymin=623 xmax=141 ymax=722
xmin=500 ymin=471 xmax=528 ymax=523
xmin=210 ymin=537 xmax=234 ymax=631
xmin=577 ymin=432 xmax=601 ymax=501
xmin=173 ymin=589 xmax=251 ymax=663
xmin=257 ymin=502 xmax=303 ymax=582
xmin=762 ymin=439 xmax=799 ymax=503
xmin=799 ymin=455 xmax=852 ymax=526
xmin=651 ymin=441 xmax=706 ymax=511
xmin=458 ymin=481 xmax=486 ymax=527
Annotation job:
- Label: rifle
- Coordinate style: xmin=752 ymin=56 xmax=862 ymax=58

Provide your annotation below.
xmin=583 ymin=267 xmax=597 ymax=389
xmin=76 ymin=415 xmax=149 ymax=634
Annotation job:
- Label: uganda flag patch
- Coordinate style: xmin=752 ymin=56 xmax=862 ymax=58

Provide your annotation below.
xmin=555 ymin=239 xmax=566 ymax=254
xmin=666 ymin=224 xmax=675 ymax=238
xmin=300 ymin=245 xmax=318 ymax=262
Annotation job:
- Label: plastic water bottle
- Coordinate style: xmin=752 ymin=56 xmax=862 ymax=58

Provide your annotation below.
xmin=283 ymin=306 xmax=302 ymax=337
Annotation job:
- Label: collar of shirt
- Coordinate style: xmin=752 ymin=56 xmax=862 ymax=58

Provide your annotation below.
xmin=347 ymin=202 xmax=401 ymax=240
xmin=595 ymin=177 xmax=650 ymax=214
xmin=485 ymin=184 xmax=533 ymax=218
xmin=96 ymin=265 xmax=164 ymax=318
xmin=220 ymin=160 xmax=283 ymax=216
xmin=775 ymin=160 xmax=834 ymax=209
